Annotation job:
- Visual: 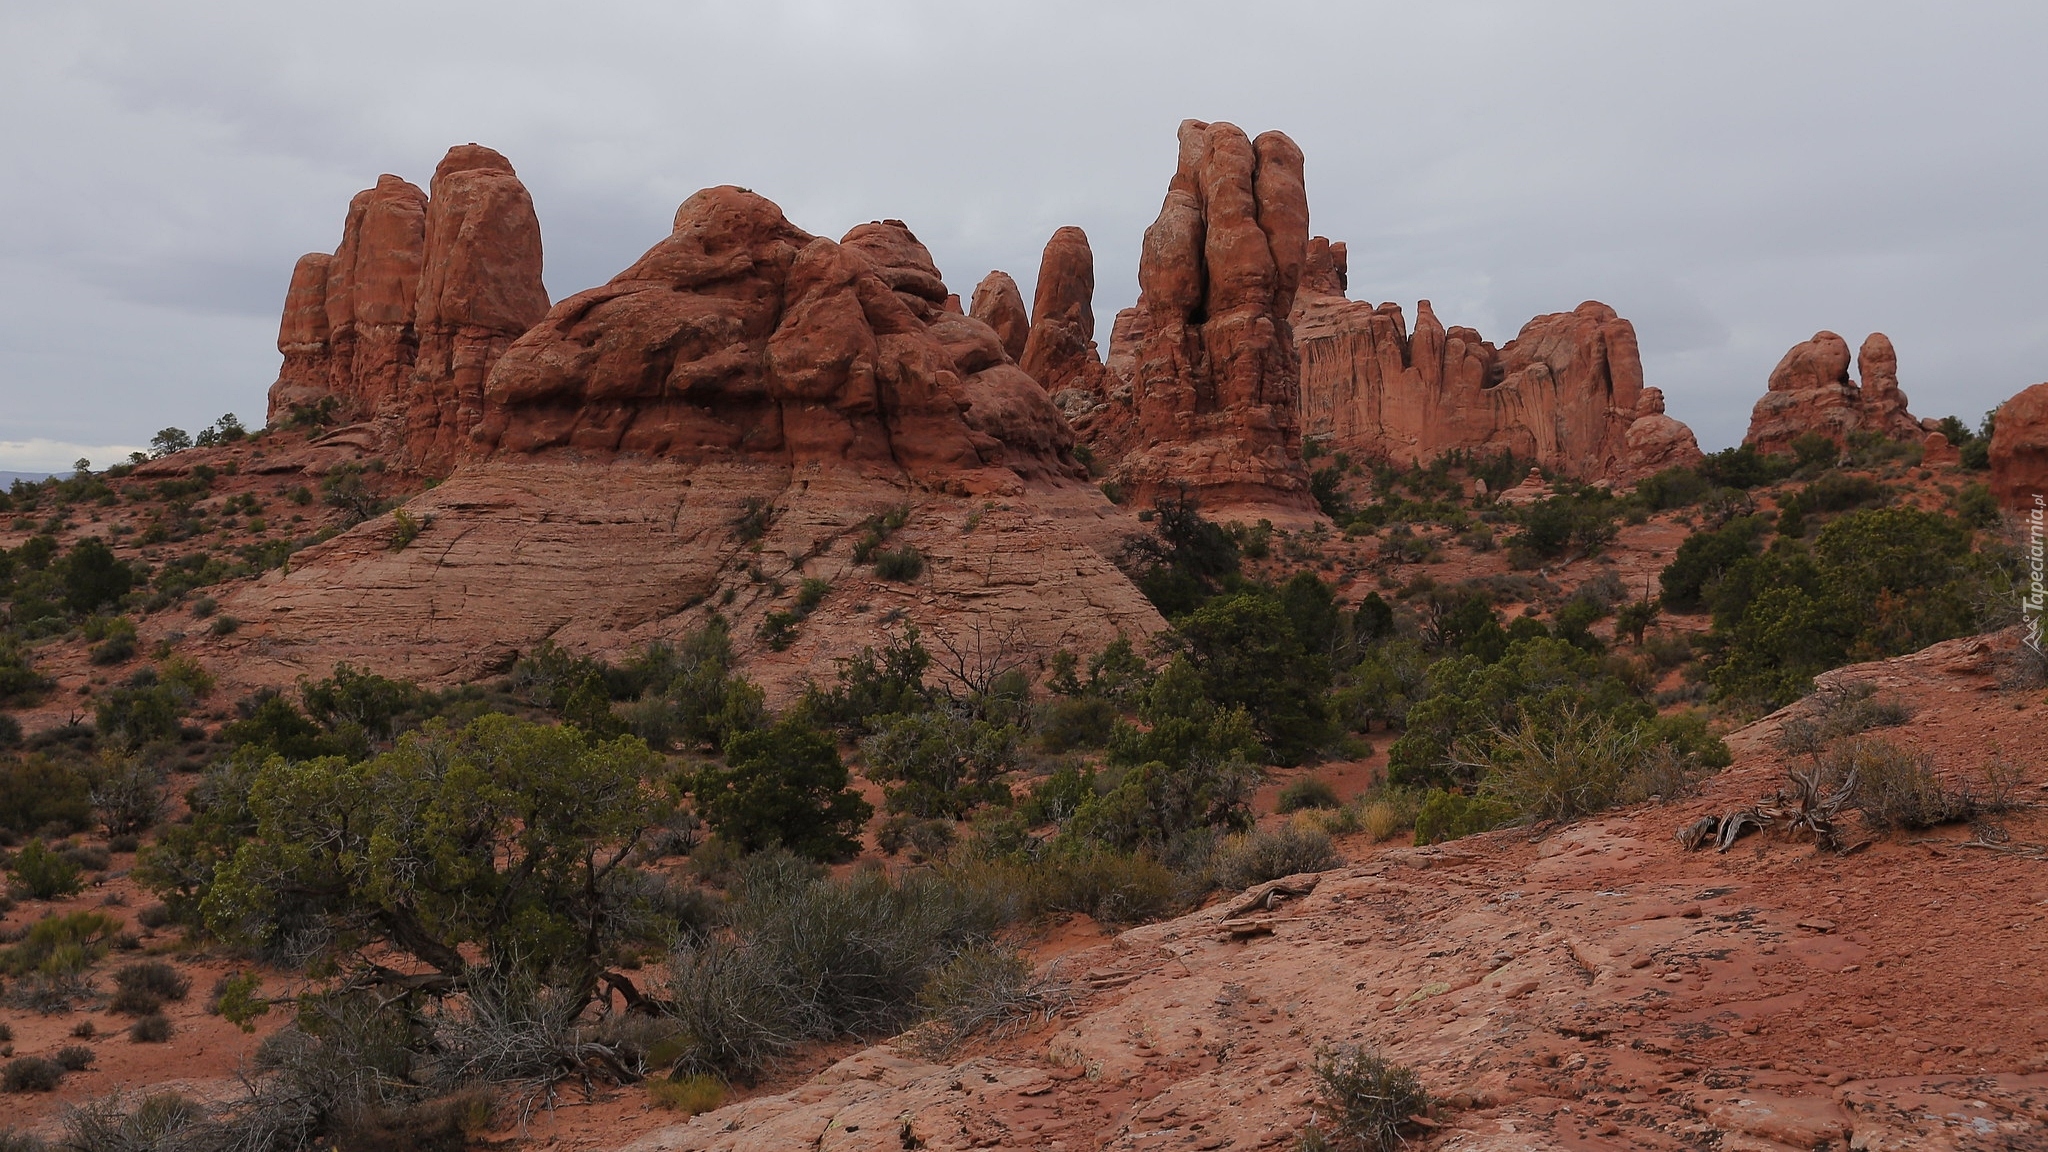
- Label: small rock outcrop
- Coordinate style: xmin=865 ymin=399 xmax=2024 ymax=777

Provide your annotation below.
xmin=1097 ymin=120 xmax=1315 ymax=511
xmin=474 ymin=191 xmax=1080 ymax=491
xmin=1291 ymin=237 xmax=1699 ymax=482
xmin=265 ymin=145 xmax=548 ymax=468
xmin=967 ymin=271 xmax=1029 ymax=364
xmin=1744 ymin=330 xmax=1925 ymax=455
xmin=1989 ymin=381 xmax=2048 ymax=511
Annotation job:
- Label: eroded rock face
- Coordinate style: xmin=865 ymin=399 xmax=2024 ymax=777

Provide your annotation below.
xmin=1989 ymin=381 xmax=2048 ymax=511
xmin=295 ymin=174 xmax=430 ymax=421
xmin=1744 ymin=330 xmax=1924 ymax=454
xmin=1099 ymin=120 xmax=1314 ymax=512
xmin=474 ymin=192 xmax=1080 ymax=491
xmin=1291 ymin=247 xmax=1699 ymax=482
xmin=265 ymin=145 xmax=547 ymax=461
xmin=408 ymin=144 xmax=550 ymax=468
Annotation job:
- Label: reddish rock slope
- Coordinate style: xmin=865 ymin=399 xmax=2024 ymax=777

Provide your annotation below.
xmin=617 ymin=631 xmax=2048 ymax=1152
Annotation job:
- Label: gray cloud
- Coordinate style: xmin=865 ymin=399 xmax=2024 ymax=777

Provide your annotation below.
xmin=3 ymin=0 xmax=2044 ymax=462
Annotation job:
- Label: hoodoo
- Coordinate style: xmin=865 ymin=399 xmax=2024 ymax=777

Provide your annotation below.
xmin=265 ymin=144 xmax=548 ymax=472
xmin=1744 ymin=330 xmax=1928 ymax=455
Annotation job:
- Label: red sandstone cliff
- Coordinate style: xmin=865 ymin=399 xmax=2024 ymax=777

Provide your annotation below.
xmin=1289 ymin=238 xmax=1700 ymax=482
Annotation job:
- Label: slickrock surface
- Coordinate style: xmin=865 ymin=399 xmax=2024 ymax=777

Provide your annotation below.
xmin=1745 ymin=331 xmax=1928 ymax=455
xmin=620 ymin=631 xmax=2048 ymax=1152
xmin=215 ymin=459 xmax=1161 ymax=704
xmin=1291 ymin=238 xmax=1701 ymax=482
xmin=1990 ymin=381 xmax=2048 ymax=512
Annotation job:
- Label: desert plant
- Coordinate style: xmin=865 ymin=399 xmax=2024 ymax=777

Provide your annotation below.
xmin=0 ymin=1057 xmax=60 ymax=1093
xmin=60 ymin=1091 xmax=208 ymax=1152
xmin=52 ymin=1045 xmax=93 ymax=1072
xmin=1306 ymin=1044 xmax=1429 ymax=1152
xmin=1276 ymin=776 xmax=1340 ymax=813
xmin=1207 ymin=824 xmax=1341 ymax=892
xmin=110 ymin=960 xmax=188 ymax=1016
xmin=8 ymin=840 xmax=81 ymax=901
xmin=648 ymin=1073 xmax=725 ymax=1114
xmin=127 ymin=1014 xmax=172 ymax=1043
xmin=914 ymin=942 xmax=1070 ymax=1055
xmin=1828 ymin=737 xmax=1977 ymax=831
xmin=872 ymin=545 xmax=925 ymax=582
xmin=89 ymin=759 xmax=164 ymax=837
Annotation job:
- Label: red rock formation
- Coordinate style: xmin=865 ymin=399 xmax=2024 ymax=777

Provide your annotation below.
xmin=1989 ymin=382 xmax=2048 ymax=511
xmin=1744 ymin=330 xmax=1925 ymax=454
xmin=270 ymin=253 xmax=335 ymax=414
xmin=474 ymin=190 xmax=1080 ymax=490
xmin=1291 ymin=243 xmax=1697 ymax=482
xmin=407 ymin=144 xmax=550 ymax=468
xmin=1922 ymin=430 xmax=1961 ymax=469
xmin=1102 ymin=120 xmax=1314 ymax=511
xmin=321 ymin=175 xmax=429 ymax=418
xmin=266 ymin=146 xmax=547 ymax=460
xmin=967 ymin=271 xmax=1028 ymax=363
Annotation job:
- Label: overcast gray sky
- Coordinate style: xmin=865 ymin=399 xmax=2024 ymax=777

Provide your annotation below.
xmin=3 ymin=1 xmax=2044 ymax=470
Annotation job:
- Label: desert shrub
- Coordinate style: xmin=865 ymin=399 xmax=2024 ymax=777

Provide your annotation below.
xmin=1009 ymin=845 xmax=1177 ymax=924
xmin=1475 ymin=708 xmax=1678 ymax=822
xmin=201 ymin=715 xmax=664 ymax=991
xmin=1036 ymin=696 xmax=1115 ymax=752
xmin=914 ymin=942 xmax=1067 ymax=1054
xmin=872 ymin=544 xmax=925 ymax=582
xmin=60 ymin=538 xmax=133 ymax=615
xmin=52 ymin=1046 xmax=93 ymax=1072
xmin=60 ymin=1092 xmax=209 ymax=1152
xmin=648 ymin=1073 xmax=725 ymax=1114
xmin=0 ymin=756 xmax=91 ymax=835
xmin=2 ymin=911 xmax=119 ymax=981
xmin=110 ymin=961 xmax=189 ymax=1017
xmin=860 ymin=708 xmax=1015 ymax=819
xmin=1276 ymin=776 xmax=1340 ymax=813
xmin=0 ymin=1058 xmax=60 ymax=1093
xmin=88 ymin=758 xmax=163 ymax=837
xmin=9 ymin=840 xmax=81 ymax=900
xmin=849 ymin=505 xmax=910 ymax=563
xmin=1412 ymin=790 xmax=1516 ymax=844
xmin=69 ymin=1020 xmax=93 ymax=1039
xmin=620 ymin=619 xmax=766 ymax=752
xmin=1774 ymin=683 xmax=1912 ymax=756
xmin=1207 ymin=824 xmax=1340 ymax=892
xmin=798 ymin=626 xmax=934 ymax=732
xmin=0 ymin=1129 xmax=45 ymax=1152
xmin=1169 ymin=590 xmax=1333 ymax=764
xmin=87 ymin=620 xmax=137 ymax=667
xmin=1828 ymin=737 xmax=1977 ymax=831
xmin=660 ymin=856 xmax=1011 ymax=1077
xmin=688 ymin=719 xmax=872 ymax=862
xmin=1514 ymin=490 xmax=1618 ymax=560
xmin=755 ymin=610 xmax=801 ymax=651
xmin=1305 ymin=1044 xmax=1430 ymax=1152
xmin=1659 ymin=515 xmax=1766 ymax=611
xmin=729 ymin=497 xmax=774 ymax=544
xmin=128 ymin=1014 xmax=172 ymax=1043
xmin=1120 ymin=498 xmax=1243 ymax=616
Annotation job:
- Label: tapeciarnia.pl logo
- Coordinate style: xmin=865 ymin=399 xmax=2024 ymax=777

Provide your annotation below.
xmin=2026 ymin=493 xmax=2045 ymax=656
